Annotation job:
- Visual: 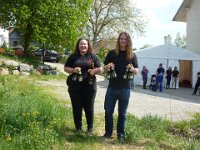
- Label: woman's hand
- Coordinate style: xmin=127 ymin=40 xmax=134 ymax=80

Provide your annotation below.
xmin=73 ymin=67 xmax=81 ymax=73
xmin=104 ymin=63 xmax=115 ymax=71
xmin=88 ymin=69 xmax=95 ymax=76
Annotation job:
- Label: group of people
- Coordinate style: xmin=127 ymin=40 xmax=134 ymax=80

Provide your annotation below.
xmin=63 ymin=31 xmax=200 ymax=143
xmin=141 ymin=64 xmax=200 ymax=95
xmin=165 ymin=66 xmax=179 ymax=90
xmin=64 ymin=32 xmax=138 ymax=142
xmin=141 ymin=64 xmax=179 ymax=92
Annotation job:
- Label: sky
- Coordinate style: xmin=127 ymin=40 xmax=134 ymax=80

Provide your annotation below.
xmin=131 ymin=0 xmax=186 ymax=50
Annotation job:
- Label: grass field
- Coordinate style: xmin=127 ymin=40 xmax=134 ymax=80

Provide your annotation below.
xmin=0 ymin=75 xmax=199 ymax=150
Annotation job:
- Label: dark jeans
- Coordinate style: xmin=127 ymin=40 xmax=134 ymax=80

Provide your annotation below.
xmin=143 ymin=79 xmax=147 ymax=89
xmin=68 ymin=84 xmax=96 ymax=131
xmin=166 ymin=77 xmax=171 ymax=89
xmin=104 ymin=87 xmax=130 ymax=137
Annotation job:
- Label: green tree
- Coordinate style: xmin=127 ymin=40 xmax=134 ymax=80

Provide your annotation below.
xmin=86 ymin=0 xmax=147 ymax=47
xmin=0 ymin=0 xmax=92 ymax=55
xmin=174 ymin=32 xmax=186 ymax=48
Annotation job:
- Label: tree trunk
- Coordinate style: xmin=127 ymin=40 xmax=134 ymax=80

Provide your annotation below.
xmin=22 ymin=24 xmax=33 ymax=56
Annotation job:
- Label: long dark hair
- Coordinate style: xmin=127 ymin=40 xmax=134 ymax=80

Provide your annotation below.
xmin=74 ymin=37 xmax=93 ymax=54
xmin=115 ymin=32 xmax=134 ymax=60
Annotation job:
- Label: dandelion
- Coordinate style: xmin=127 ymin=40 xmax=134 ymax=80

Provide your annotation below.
xmin=6 ymin=134 xmax=11 ymax=141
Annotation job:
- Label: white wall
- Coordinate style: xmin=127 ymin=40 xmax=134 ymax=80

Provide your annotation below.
xmin=187 ymin=0 xmax=200 ymax=54
xmin=0 ymin=28 xmax=9 ymax=46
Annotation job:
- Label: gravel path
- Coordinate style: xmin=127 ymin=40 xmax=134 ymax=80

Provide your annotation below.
xmin=42 ymin=62 xmax=200 ymax=122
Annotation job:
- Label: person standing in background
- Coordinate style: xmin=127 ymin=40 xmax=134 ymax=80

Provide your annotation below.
xmin=192 ymin=72 xmax=200 ymax=95
xmin=64 ymin=37 xmax=101 ymax=135
xmin=141 ymin=66 xmax=149 ymax=89
xmin=155 ymin=63 xmax=165 ymax=92
xmin=103 ymin=32 xmax=138 ymax=142
xmin=166 ymin=67 xmax=172 ymax=89
xmin=172 ymin=66 xmax=179 ymax=89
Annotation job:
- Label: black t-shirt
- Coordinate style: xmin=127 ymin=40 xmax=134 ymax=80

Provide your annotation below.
xmin=157 ymin=67 xmax=165 ymax=75
xmin=172 ymin=70 xmax=179 ymax=77
xmin=166 ymin=69 xmax=172 ymax=78
xmin=104 ymin=50 xmax=138 ymax=89
xmin=65 ymin=53 xmax=101 ymax=86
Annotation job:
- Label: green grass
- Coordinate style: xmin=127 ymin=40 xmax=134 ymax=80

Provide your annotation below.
xmin=0 ymin=75 xmax=199 ymax=150
xmin=0 ymin=75 xmax=71 ymax=150
xmin=31 ymin=73 xmax=67 ymax=81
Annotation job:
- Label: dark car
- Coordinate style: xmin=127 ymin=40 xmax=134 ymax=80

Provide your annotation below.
xmin=43 ymin=50 xmax=61 ymax=62
xmin=32 ymin=49 xmax=61 ymax=62
xmin=32 ymin=48 xmax=43 ymax=57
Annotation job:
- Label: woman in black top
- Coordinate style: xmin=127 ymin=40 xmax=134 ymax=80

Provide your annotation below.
xmin=172 ymin=66 xmax=179 ymax=89
xmin=64 ymin=37 xmax=101 ymax=135
xmin=103 ymin=32 xmax=138 ymax=142
xmin=166 ymin=67 xmax=172 ymax=89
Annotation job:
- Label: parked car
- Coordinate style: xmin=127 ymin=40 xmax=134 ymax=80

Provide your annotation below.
xmin=43 ymin=50 xmax=61 ymax=62
xmin=32 ymin=48 xmax=43 ymax=57
xmin=32 ymin=49 xmax=61 ymax=62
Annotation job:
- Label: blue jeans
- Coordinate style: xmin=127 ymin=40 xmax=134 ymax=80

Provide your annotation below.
xmin=155 ymin=75 xmax=164 ymax=92
xmin=104 ymin=87 xmax=130 ymax=136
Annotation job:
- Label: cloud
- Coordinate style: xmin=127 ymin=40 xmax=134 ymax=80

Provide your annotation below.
xmin=132 ymin=0 xmax=185 ymax=49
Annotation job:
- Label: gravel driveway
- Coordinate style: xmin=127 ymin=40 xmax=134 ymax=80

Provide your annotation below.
xmin=43 ymin=62 xmax=200 ymax=121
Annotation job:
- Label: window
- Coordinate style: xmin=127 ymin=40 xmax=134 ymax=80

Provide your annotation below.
xmin=13 ymin=41 xmax=18 ymax=47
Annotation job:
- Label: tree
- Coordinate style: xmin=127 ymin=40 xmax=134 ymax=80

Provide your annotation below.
xmin=174 ymin=33 xmax=186 ymax=48
xmin=164 ymin=34 xmax=172 ymax=44
xmin=86 ymin=0 xmax=147 ymax=47
xmin=0 ymin=0 xmax=92 ymax=55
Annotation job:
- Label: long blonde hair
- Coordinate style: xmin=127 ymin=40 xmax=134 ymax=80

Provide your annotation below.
xmin=115 ymin=32 xmax=134 ymax=60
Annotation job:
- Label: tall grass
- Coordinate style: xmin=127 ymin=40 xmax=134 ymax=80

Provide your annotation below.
xmin=0 ymin=75 xmax=72 ymax=150
xmin=126 ymin=114 xmax=200 ymax=149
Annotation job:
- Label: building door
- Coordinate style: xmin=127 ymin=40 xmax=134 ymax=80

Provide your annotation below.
xmin=179 ymin=60 xmax=192 ymax=88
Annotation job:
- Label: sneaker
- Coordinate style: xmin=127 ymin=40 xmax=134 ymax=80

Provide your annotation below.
xmin=117 ymin=135 xmax=125 ymax=143
xmin=75 ymin=128 xmax=82 ymax=135
xmin=103 ymin=133 xmax=112 ymax=139
xmin=86 ymin=129 xmax=93 ymax=136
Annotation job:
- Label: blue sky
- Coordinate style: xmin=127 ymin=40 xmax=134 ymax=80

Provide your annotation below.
xmin=132 ymin=0 xmax=186 ymax=49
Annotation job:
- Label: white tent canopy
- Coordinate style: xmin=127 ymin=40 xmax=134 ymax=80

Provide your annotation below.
xmin=134 ymin=44 xmax=200 ymax=88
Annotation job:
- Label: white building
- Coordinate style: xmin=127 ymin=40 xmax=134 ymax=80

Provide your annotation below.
xmin=0 ymin=27 xmax=9 ymax=47
xmin=173 ymin=0 xmax=200 ymax=54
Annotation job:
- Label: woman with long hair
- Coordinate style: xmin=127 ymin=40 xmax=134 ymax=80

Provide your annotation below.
xmin=103 ymin=32 xmax=138 ymax=142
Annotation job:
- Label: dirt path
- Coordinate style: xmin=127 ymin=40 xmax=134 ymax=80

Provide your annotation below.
xmin=40 ymin=62 xmax=200 ymax=121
